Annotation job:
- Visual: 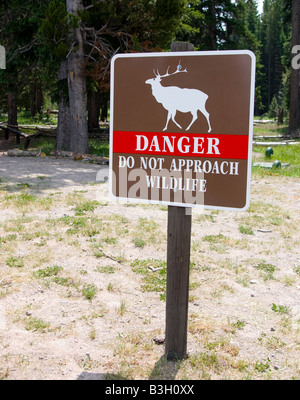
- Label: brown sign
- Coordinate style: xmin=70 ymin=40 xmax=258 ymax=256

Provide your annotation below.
xmin=109 ymin=51 xmax=255 ymax=210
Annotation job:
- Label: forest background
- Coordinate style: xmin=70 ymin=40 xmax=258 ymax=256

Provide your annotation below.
xmin=0 ymin=0 xmax=299 ymax=154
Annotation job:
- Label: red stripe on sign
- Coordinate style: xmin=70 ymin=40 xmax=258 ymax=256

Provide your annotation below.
xmin=113 ymin=131 xmax=249 ymax=160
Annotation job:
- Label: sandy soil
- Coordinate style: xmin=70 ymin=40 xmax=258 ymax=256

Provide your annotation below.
xmin=0 ymin=154 xmax=299 ymax=380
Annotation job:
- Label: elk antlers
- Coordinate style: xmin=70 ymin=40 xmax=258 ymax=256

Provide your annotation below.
xmin=154 ymin=63 xmax=187 ymax=79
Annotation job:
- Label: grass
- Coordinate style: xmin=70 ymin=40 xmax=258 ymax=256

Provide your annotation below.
xmin=252 ymin=121 xmax=300 ymax=177
xmin=252 ymin=143 xmax=300 ymax=178
xmin=271 ymin=303 xmax=290 ymax=315
xmin=6 ymin=256 xmax=24 ymax=268
xmin=254 ymin=262 xmax=278 ymax=280
xmin=34 ymin=265 xmax=62 ymax=278
xmin=82 ymin=284 xmax=97 ymax=300
xmin=0 ymin=109 xmax=58 ymax=126
xmin=2 ymin=192 xmax=53 ymax=211
xmin=25 ymin=317 xmax=51 ymax=333
xmin=73 ymin=200 xmax=100 ymax=215
xmin=239 ymin=225 xmax=254 ymax=235
xmin=131 ymin=259 xmax=167 ymax=300
xmin=89 ymin=139 xmax=110 ymax=157
xmin=202 ymin=233 xmax=248 ymax=253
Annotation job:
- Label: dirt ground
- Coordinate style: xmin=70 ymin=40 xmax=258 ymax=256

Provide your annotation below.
xmin=0 ymin=153 xmax=299 ymax=380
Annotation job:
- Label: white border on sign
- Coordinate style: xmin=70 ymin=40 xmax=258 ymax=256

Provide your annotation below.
xmin=109 ymin=50 xmax=256 ymax=212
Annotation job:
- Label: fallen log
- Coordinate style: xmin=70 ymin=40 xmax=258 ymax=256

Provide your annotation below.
xmin=0 ymin=123 xmax=41 ymax=149
xmin=253 ymin=141 xmax=298 ymax=146
xmin=252 ymin=162 xmax=290 ymax=168
xmin=7 ymin=149 xmax=42 ymax=157
xmin=50 ymin=150 xmax=109 ymax=164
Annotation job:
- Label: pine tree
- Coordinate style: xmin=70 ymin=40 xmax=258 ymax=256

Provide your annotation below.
xmin=259 ymin=0 xmax=289 ymax=111
xmin=176 ymin=0 xmax=256 ymax=50
xmin=0 ymin=0 xmax=49 ymax=126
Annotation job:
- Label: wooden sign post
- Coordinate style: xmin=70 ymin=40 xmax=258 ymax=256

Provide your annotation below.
xmin=165 ymin=42 xmax=194 ymax=360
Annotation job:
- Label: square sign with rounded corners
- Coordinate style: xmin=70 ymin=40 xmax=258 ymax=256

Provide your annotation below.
xmin=109 ymin=50 xmax=255 ymax=211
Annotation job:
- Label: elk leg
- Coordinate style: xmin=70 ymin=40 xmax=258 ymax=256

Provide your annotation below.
xmin=201 ymin=108 xmax=211 ymax=133
xmin=171 ymin=111 xmax=182 ymax=130
xmin=163 ymin=111 xmax=172 ymax=131
xmin=186 ymin=110 xmax=198 ymax=131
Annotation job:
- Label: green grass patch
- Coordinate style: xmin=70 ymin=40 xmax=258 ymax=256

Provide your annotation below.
xmin=34 ymin=265 xmax=63 ymax=278
xmin=60 ymin=215 xmax=102 ymax=237
xmin=95 ymin=265 xmax=116 ymax=274
xmin=6 ymin=256 xmax=24 ymax=268
xmin=271 ymin=303 xmax=290 ymax=315
xmin=82 ymin=284 xmax=97 ymax=300
xmin=131 ymin=259 xmax=167 ymax=300
xmin=89 ymin=139 xmax=109 ymax=157
xmin=254 ymin=262 xmax=278 ymax=280
xmin=73 ymin=200 xmax=99 ymax=215
xmin=239 ymin=225 xmax=254 ymax=235
xmin=25 ymin=317 xmax=51 ymax=333
xmin=3 ymin=192 xmax=53 ymax=210
xmin=252 ymin=143 xmax=300 ymax=178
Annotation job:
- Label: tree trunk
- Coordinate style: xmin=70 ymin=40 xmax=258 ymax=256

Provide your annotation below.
xmin=88 ymin=88 xmax=101 ymax=131
xmin=7 ymin=91 xmax=17 ymax=127
xmin=56 ymin=61 xmax=71 ymax=150
xmin=288 ymin=0 xmax=300 ymax=137
xmin=31 ymin=81 xmax=43 ymax=117
xmin=57 ymin=97 xmax=71 ymax=150
xmin=100 ymin=91 xmax=109 ymax=122
xmin=66 ymin=0 xmax=89 ymax=153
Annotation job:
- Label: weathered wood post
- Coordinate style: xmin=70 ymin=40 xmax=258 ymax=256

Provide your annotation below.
xmin=165 ymin=41 xmax=194 ymax=360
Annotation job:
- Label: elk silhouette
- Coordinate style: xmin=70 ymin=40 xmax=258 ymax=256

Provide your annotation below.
xmin=145 ymin=65 xmax=211 ymax=133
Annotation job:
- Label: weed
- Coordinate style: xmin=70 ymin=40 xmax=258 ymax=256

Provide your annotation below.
xmin=239 ymin=225 xmax=254 ymax=235
xmin=53 ymin=276 xmax=70 ymax=286
xmin=255 ymin=358 xmax=271 ymax=373
xmin=232 ymin=320 xmax=246 ymax=330
xmin=294 ymin=265 xmax=300 ymax=275
xmin=34 ymin=265 xmax=62 ymax=278
xmin=254 ymin=262 xmax=278 ymax=280
xmin=271 ymin=303 xmax=290 ymax=315
xmin=92 ymin=247 xmax=104 ymax=258
xmin=95 ymin=265 xmax=115 ymax=274
xmin=6 ymin=256 xmax=24 ymax=268
xmin=132 ymin=237 xmax=146 ymax=248
xmin=118 ymin=301 xmax=127 ymax=316
xmin=104 ymin=236 xmax=117 ymax=244
xmin=203 ymin=233 xmax=226 ymax=243
xmin=82 ymin=284 xmax=97 ymax=300
xmin=73 ymin=200 xmax=99 ymax=215
xmin=131 ymin=259 xmax=167 ymax=299
xmin=189 ymin=351 xmax=220 ymax=372
xmin=25 ymin=317 xmax=50 ymax=333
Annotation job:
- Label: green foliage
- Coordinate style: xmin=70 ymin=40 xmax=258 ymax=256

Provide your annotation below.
xmin=268 ymin=95 xmax=279 ymax=119
xmin=6 ymin=256 xmax=24 ymax=268
xmin=34 ymin=265 xmax=63 ymax=278
xmin=82 ymin=284 xmax=97 ymax=300
xmin=259 ymin=0 xmax=291 ymax=113
xmin=271 ymin=303 xmax=290 ymax=314
xmin=39 ymin=0 xmax=80 ymax=60
xmin=131 ymin=259 xmax=167 ymax=300
xmin=0 ymin=0 xmax=296 ymax=125
xmin=177 ymin=0 xmax=257 ymax=50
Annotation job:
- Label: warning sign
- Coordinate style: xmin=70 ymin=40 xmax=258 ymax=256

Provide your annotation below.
xmin=109 ymin=50 xmax=255 ymax=211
